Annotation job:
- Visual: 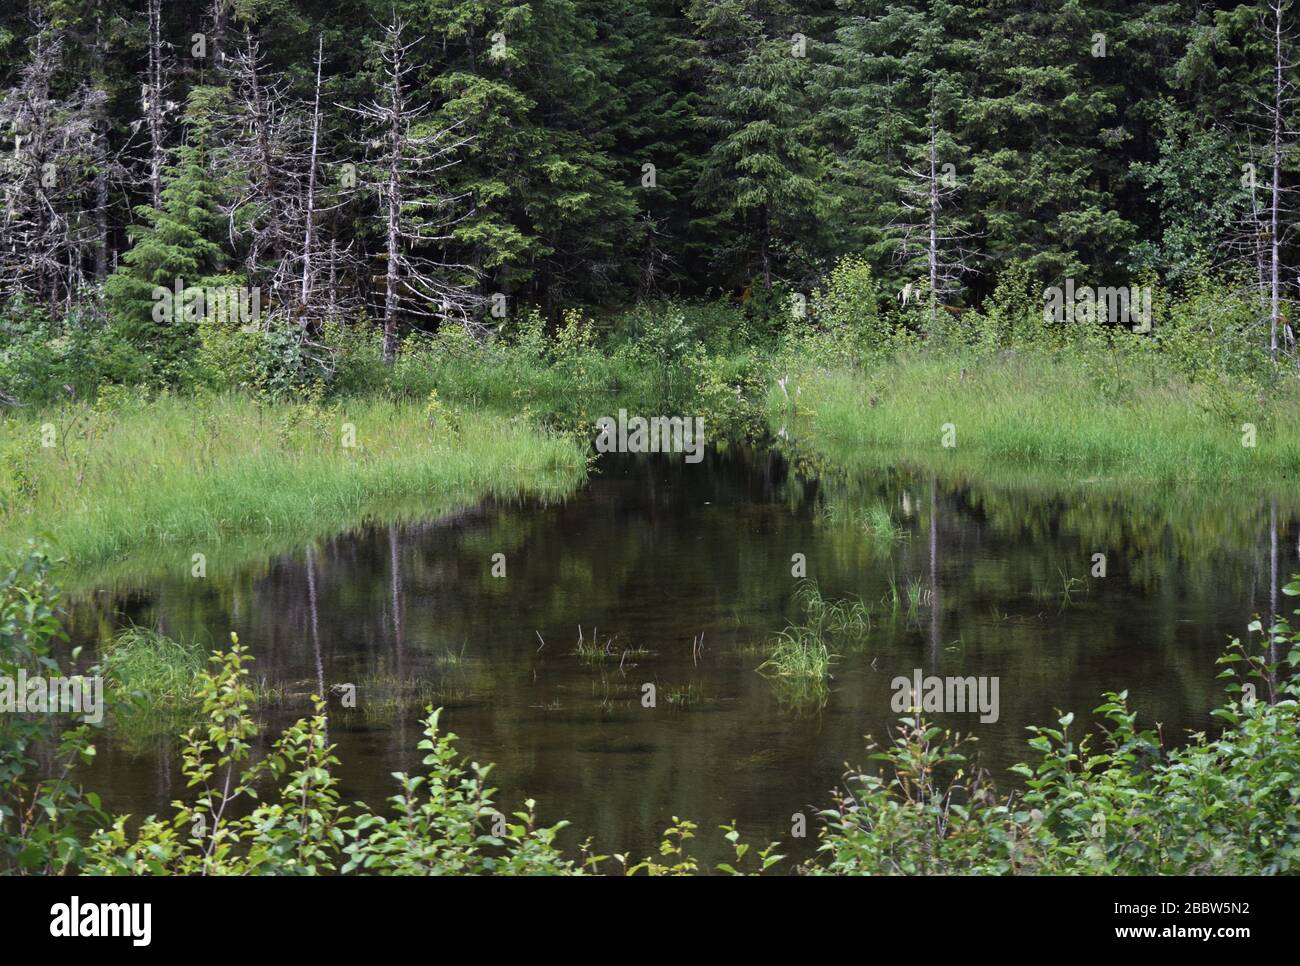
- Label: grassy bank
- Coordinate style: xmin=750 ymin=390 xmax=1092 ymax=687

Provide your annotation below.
xmin=770 ymin=348 xmax=1300 ymax=484
xmin=0 ymin=391 xmax=587 ymax=583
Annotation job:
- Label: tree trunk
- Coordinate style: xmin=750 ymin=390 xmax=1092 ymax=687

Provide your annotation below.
xmin=147 ymin=0 xmax=164 ymax=210
xmin=382 ymin=41 xmax=404 ymax=366
xmin=1271 ymin=0 xmax=1283 ymax=362
xmin=928 ymin=120 xmax=940 ymax=336
xmin=300 ymin=36 xmax=323 ymax=314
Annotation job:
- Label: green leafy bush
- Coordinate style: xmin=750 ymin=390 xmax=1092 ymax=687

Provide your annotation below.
xmin=0 ymin=546 xmax=103 ymax=874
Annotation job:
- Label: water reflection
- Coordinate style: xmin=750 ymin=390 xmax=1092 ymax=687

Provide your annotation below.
xmin=67 ymin=446 xmax=1300 ymax=865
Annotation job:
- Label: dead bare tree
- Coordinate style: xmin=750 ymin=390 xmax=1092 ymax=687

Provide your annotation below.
xmin=1266 ymin=0 xmax=1296 ymax=360
xmin=894 ymin=116 xmax=979 ymax=335
xmin=0 ymin=25 xmax=108 ymax=309
xmin=347 ymin=16 xmax=485 ymax=365
xmin=145 ymin=0 xmax=166 ymax=209
xmin=301 ymin=35 xmax=324 ymax=313
xmin=293 ymin=35 xmax=363 ymax=327
xmin=217 ymin=30 xmax=307 ymax=304
xmin=207 ymin=0 xmax=231 ymax=69
xmin=1224 ymin=0 xmax=1299 ymax=362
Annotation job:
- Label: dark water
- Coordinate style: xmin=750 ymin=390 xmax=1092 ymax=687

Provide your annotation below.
xmin=67 ymin=447 xmax=1300 ymax=866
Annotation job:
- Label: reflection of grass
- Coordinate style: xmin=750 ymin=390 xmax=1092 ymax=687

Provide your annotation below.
xmin=764 ymin=672 xmax=829 ymax=716
xmin=340 ymin=675 xmax=455 ymax=720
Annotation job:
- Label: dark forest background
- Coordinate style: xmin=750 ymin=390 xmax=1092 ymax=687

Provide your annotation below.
xmin=2 ymin=1 xmax=1298 ymax=385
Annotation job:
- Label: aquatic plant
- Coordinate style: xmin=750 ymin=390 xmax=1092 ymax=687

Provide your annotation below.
xmin=859 ymin=502 xmax=907 ymax=546
xmin=756 ymin=622 xmax=835 ymax=712
xmin=795 ymin=579 xmax=872 ymax=636
xmin=102 ymin=626 xmax=205 ymax=712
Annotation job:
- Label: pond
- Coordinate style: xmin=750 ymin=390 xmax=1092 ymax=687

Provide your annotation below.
xmin=65 ymin=445 xmax=1300 ymax=866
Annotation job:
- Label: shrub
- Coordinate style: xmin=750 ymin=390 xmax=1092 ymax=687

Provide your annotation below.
xmin=0 ymin=545 xmax=103 ymax=874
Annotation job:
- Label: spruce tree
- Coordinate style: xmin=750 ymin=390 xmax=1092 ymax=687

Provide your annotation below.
xmin=965 ymin=0 xmax=1134 ymax=285
xmin=689 ymin=0 xmax=830 ymax=290
xmin=821 ymin=0 xmax=978 ymax=315
xmin=104 ymin=86 xmax=227 ymax=384
xmin=393 ymin=0 xmax=637 ymax=315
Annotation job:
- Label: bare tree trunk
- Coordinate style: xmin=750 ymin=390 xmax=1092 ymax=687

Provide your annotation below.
xmin=210 ymin=0 xmax=229 ymax=67
xmin=147 ymin=0 xmax=164 ymax=209
xmin=897 ymin=108 xmax=976 ymax=323
xmin=328 ymin=238 xmax=339 ymax=320
xmin=301 ymin=36 xmax=324 ymax=313
xmin=928 ymin=121 xmax=939 ymax=336
xmin=93 ymin=0 xmax=109 ymax=282
xmin=1271 ymin=0 xmax=1284 ymax=362
xmin=349 ymin=16 xmax=483 ymax=351
xmin=381 ymin=36 xmax=405 ymax=365
xmin=243 ymin=32 xmax=279 ymax=280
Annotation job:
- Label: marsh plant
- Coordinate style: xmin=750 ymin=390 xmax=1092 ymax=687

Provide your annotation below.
xmin=573 ymin=626 xmax=649 ymax=667
xmin=884 ymin=572 xmax=932 ymax=620
xmin=816 ymin=501 xmax=908 ymax=554
xmin=795 ymin=579 xmax=871 ymax=634
xmin=766 ymin=618 xmax=836 ymax=678
xmin=859 ymin=503 xmax=908 ymax=546
xmin=102 ymin=627 xmax=204 ymax=713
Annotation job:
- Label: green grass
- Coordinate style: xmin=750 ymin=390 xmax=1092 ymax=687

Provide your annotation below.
xmin=102 ymin=626 xmax=206 ymax=711
xmin=771 ymin=348 xmax=1300 ymax=484
xmin=0 ymin=392 xmax=588 ymax=585
xmin=795 ymin=579 xmax=871 ymax=634
xmin=757 ymin=624 xmax=834 ymax=680
xmin=99 ymin=626 xmax=288 ymax=748
xmin=756 ymin=623 xmax=834 ymax=714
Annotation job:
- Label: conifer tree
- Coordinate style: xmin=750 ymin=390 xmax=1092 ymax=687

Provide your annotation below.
xmin=393 ymin=0 xmax=637 ymax=314
xmin=104 ymin=86 xmax=227 ymax=383
xmin=821 ymin=0 xmax=978 ymax=317
xmin=689 ymin=0 xmax=829 ymax=290
xmin=964 ymin=0 xmax=1134 ymax=284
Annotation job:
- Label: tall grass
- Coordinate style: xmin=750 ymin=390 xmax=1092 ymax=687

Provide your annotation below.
xmin=795 ymin=579 xmax=871 ymax=634
xmin=756 ymin=623 xmax=834 ymax=713
xmin=102 ymin=626 xmax=205 ymax=711
xmin=0 ymin=392 xmax=588 ymax=580
xmin=772 ymin=348 xmax=1300 ymax=483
